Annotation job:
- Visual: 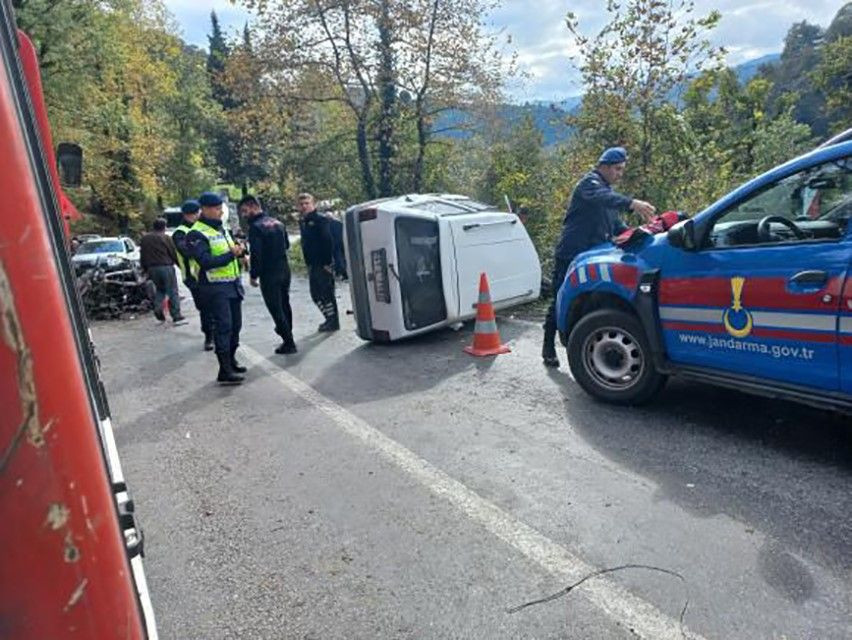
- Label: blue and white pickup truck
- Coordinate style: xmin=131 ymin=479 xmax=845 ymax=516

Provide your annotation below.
xmin=556 ymin=136 xmax=852 ymax=412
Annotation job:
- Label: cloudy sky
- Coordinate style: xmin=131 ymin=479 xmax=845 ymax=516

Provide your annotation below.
xmin=164 ymin=0 xmax=845 ymax=102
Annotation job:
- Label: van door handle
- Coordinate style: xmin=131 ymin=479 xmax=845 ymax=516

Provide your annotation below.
xmin=789 ymin=270 xmax=827 ymax=286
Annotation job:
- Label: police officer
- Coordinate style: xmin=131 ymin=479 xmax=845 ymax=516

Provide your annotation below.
xmin=172 ymin=199 xmax=215 ymax=351
xmin=186 ymin=192 xmax=247 ymax=385
xmin=542 ymin=147 xmax=656 ymax=368
xmin=297 ymin=193 xmax=339 ymax=331
xmin=240 ymin=195 xmax=297 ymax=355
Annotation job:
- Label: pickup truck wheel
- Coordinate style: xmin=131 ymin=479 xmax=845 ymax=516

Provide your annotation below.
xmin=567 ymin=309 xmax=666 ymax=405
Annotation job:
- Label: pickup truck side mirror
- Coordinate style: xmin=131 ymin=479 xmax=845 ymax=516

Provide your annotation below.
xmin=667 ymin=218 xmax=697 ymax=251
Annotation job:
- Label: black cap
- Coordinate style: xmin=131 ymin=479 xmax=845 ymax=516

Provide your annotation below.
xmin=181 ymin=199 xmax=200 ymax=214
xmin=199 ymin=191 xmax=223 ymax=207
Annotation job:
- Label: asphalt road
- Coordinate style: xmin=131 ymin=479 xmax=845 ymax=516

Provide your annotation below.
xmin=95 ymin=276 xmax=852 ymax=640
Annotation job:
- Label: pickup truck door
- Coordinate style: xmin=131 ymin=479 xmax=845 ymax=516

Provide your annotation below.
xmin=659 ymin=153 xmax=850 ymax=391
xmin=840 ymin=266 xmax=852 ymax=394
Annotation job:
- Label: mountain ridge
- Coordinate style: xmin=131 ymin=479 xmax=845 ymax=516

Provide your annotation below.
xmin=435 ymin=53 xmax=782 ymax=146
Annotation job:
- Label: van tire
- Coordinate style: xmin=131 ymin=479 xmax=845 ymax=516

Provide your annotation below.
xmin=567 ymin=309 xmax=666 ymax=405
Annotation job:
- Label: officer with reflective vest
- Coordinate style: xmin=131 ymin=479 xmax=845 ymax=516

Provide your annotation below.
xmin=172 ymin=199 xmax=215 ymax=351
xmin=186 ymin=192 xmax=247 ymax=385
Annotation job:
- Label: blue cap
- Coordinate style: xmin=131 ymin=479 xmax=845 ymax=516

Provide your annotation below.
xmin=598 ymin=147 xmax=628 ymax=165
xmin=181 ymin=199 xmax=200 ymax=214
xmin=199 ymin=191 xmax=223 ymax=207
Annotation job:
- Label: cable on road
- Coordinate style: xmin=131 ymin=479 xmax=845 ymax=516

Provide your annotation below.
xmin=506 ymin=563 xmax=690 ymax=638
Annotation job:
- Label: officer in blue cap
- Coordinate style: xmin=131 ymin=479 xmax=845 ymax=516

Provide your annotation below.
xmin=186 ymin=192 xmax=247 ymax=384
xmin=172 ymin=199 xmax=215 ymax=350
xmin=542 ymin=147 xmax=656 ymax=368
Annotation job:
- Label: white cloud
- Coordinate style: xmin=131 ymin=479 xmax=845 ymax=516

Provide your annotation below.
xmin=486 ymin=0 xmax=843 ymax=100
xmin=163 ymin=0 xmax=252 ymax=47
xmin=164 ymin=0 xmax=845 ymax=102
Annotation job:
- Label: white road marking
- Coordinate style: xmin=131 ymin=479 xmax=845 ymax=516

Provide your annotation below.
xmin=241 ymin=345 xmax=706 ymax=640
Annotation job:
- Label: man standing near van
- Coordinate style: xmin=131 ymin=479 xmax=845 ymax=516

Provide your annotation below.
xmin=240 ymin=195 xmax=297 ymax=354
xmin=140 ymin=217 xmax=185 ymax=324
xmin=542 ymin=147 xmax=656 ymax=368
xmin=298 ymin=193 xmax=339 ymax=332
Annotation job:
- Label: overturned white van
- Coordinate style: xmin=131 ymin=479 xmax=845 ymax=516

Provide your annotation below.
xmin=343 ymin=194 xmax=541 ymax=342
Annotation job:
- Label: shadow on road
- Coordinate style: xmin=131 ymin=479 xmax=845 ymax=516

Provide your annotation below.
xmin=553 ymin=374 xmax=852 ymax=586
xmin=306 ymin=320 xmax=527 ymax=405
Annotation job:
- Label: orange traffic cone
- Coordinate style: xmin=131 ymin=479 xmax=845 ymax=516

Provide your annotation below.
xmin=464 ymin=272 xmax=511 ymax=357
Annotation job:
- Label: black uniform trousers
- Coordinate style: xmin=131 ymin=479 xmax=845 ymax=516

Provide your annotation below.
xmin=187 ymin=283 xmax=215 ymax=339
xmin=260 ymin=269 xmax=294 ymax=342
xmin=308 ymin=265 xmax=338 ymax=323
xmin=543 ymin=257 xmax=572 ymax=338
xmin=197 ymin=283 xmax=242 ymax=354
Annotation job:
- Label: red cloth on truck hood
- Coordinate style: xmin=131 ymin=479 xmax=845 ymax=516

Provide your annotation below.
xmin=614 ymin=211 xmax=686 ymax=249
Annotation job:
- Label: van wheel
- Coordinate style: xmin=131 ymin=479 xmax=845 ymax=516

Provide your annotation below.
xmin=567 ymin=309 xmax=666 ymax=405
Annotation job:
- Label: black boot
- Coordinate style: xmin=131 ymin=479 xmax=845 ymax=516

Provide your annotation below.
xmin=203 ymin=334 xmax=214 ymax=351
xmin=275 ymin=340 xmax=297 ymax=355
xmin=542 ymin=330 xmax=559 ymax=368
xmin=216 ymin=352 xmax=244 ymax=385
xmin=230 ymin=348 xmax=247 ymax=373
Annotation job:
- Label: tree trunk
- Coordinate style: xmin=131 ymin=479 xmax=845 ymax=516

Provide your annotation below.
xmin=356 ymin=115 xmax=376 ymax=199
xmin=377 ymin=0 xmax=395 ymax=197
xmin=413 ymin=101 xmax=427 ymax=193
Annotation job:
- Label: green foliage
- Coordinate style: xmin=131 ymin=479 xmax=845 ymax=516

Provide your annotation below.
xmin=566 ymin=0 xmax=724 ymax=207
xmin=811 ymin=36 xmax=852 ymax=133
xmin=14 ymin=0 xmax=847 ymax=261
xmin=13 ymin=0 xmax=223 ymax=234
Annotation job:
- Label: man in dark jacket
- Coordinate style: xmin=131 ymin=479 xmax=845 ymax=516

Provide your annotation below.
xmin=172 ymin=199 xmax=214 ymax=350
xmin=140 ymin=217 xmax=185 ymax=324
xmin=297 ymin=192 xmax=339 ymax=331
xmin=240 ymin=195 xmax=297 ymax=354
xmin=542 ymin=147 xmax=656 ymax=367
xmin=186 ymin=192 xmax=246 ymax=385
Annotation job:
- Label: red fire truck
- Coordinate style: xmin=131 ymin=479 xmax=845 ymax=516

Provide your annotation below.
xmin=0 ymin=2 xmax=157 ymax=637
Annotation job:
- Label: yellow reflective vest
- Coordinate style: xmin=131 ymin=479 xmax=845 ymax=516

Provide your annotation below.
xmin=189 ymin=221 xmax=240 ymax=283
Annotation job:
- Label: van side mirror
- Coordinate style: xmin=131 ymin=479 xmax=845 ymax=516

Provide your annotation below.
xmin=667 ymin=219 xmax=697 ymax=251
xmin=57 ymin=142 xmax=82 ymax=188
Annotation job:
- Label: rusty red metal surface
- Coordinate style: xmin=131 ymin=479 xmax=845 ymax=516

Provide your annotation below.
xmin=0 ymin=31 xmax=145 ymax=639
xmin=16 ymin=30 xmax=81 ymax=235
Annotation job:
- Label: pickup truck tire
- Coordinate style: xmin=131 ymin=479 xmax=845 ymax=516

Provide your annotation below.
xmin=567 ymin=309 xmax=666 ymax=405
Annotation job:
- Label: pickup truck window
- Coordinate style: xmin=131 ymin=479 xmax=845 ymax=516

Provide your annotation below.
xmin=710 ymin=156 xmax=851 ymax=247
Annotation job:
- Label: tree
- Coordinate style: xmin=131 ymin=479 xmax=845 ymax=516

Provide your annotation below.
xmin=481 ymin=113 xmax=557 ymax=262
xmin=237 ymin=0 xmax=509 ymax=200
xmin=681 ymin=68 xmax=813 ymax=210
xmin=207 ymin=10 xmax=250 ymax=190
xmin=207 ymin=10 xmax=230 ymax=85
xmin=811 ymin=36 xmax=852 ymax=134
xmin=160 ymin=45 xmax=221 ymax=200
xmin=394 ymin=0 xmax=506 ymax=192
xmin=13 ymin=0 xmax=226 ymax=232
xmin=565 ymin=0 xmax=723 ymax=206
xmin=812 ymin=4 xmax=852 ymax=134
xmin=761 ymin=20 xmax=828 ymax=135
